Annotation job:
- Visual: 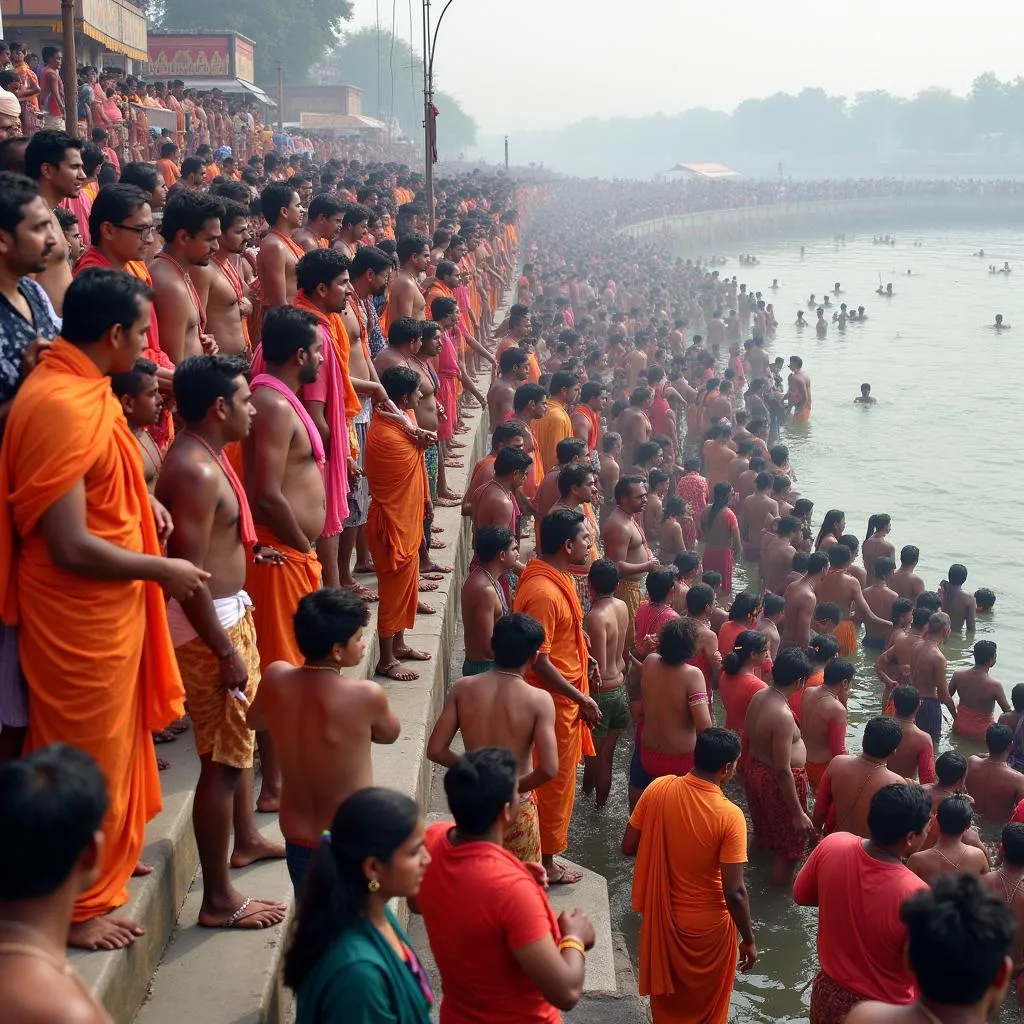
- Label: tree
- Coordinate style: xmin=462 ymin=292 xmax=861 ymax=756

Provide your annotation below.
xmin=322 ymin=27 xmax=477 ymax=154
xmin=151 ymin=0 xmax=354 ymax=85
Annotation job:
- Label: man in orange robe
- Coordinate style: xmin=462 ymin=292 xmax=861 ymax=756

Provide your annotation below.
xmin=532 ymin=371 xmax=579 ymax=475
xmin=364 ymin=365 xmax=433 ymax=681
xmin=622 ymin=728 xmax=756 ymax=1024
xmin=0 ymin=269 xmax=204 ymax=950
xmin=513 ymin=508 xmax=599 ymax=884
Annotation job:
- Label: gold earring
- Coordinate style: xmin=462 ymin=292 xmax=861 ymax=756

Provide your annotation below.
xmin=367 ymin=879 xmax=380 ymax=892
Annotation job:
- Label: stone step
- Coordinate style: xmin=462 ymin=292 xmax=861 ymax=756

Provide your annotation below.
xmin=128 ymin=398 xmax=489 ymax=1024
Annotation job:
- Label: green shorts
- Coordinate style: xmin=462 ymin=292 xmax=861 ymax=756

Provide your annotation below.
xmin=592 ymin=684 xmax=631 ymax=740
xmin=462 ymin=658 xmax=494 ymax=676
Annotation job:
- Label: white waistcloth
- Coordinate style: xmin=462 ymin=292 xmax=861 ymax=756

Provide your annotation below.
xmin=168 ymin=590 xmax=251 ymax=649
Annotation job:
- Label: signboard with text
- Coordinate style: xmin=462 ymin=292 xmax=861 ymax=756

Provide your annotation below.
xmin=147 ymin=32 xmax=256 ymax=82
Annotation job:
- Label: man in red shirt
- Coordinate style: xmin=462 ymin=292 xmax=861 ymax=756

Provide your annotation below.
xmin=415 ymin=747 xmax=594 ymax=1022
xmin=793 ymin=783 xmax=933 ymax=1024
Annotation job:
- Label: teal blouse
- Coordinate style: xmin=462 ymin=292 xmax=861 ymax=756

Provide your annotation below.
xmin=296 ymin=908 xmax=433 ymax=1024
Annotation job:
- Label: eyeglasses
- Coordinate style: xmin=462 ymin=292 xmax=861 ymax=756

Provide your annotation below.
xmin=113 ymin=222 xmax=156 ymax=237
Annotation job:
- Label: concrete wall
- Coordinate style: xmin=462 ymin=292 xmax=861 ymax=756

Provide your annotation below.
xmin=617 ymin=195 xmax=1024 ymax=252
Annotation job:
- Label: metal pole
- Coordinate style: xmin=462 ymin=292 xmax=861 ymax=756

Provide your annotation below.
xmin=504 ymin=135 xmax=509 ymax=169
xmin=276 ymin=60 xmax=284 ymax=132
xmin=60 ymin=0 xmax=78 ymax=138
xmin=422 ymin=0 xmax=434 ymax=232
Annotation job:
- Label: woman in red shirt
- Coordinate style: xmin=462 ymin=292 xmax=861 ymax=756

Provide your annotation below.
xmin=718 ymin=630 xmax=769 ymax=736
xmin=717 ymin=591 xmax=762 ymax=658
xmin=414 ymin=747 xmax=595 ymax=1023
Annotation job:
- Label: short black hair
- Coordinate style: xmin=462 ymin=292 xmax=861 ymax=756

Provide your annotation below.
xmin=119 ymin=160 xmax=161 ymax=196
xmin=296 ymin=247 xmax=351 ymax=294
xmin=350 ymin=244 xmax=394 ymax=279
xmin=88 ymin=182 xmax=149 ymax=241
xmin=260 ymin=181 xmax=298 ymax=224
xmin=443 ymin=747 xmax=518 ymax=835
xmin=658 ymin=618 xmax=698 ymax=666
xmin=0 ymin=171 xmax=40 ymax=234
xmin=293 ymin=587 xmax=370 ymax=659
xmin=935 ymin=750 xmax=968 ymax=786
xmin=172 ymin=354 xmax=248 ymax=424
xmin=110 ymin=357 xmax=158 ymax=399
xmin=538 ymin=508 xmax=585 ymax=556
xmin=867 ymin=783 xmax=932 ymax=845
xmin=160 ymin=188 xmax=224 ymax=243
xmin=62 ymin=269 xmax=153 ymax=345
xmin=261 ymin=306 xmax=319 ymax=365
xmin=24 ymin=129 xmax=83 ymax=181
xmin=693 ymin=727 xmax=742 ymax=773
xmin=588 ymin=557 xmax=619 ymax=596
xmin=0 ymin=744 xmax=108 ymax=900
xmin=380 ymin=364 xmax=420 ymax=404
xmin=491 ymin=613 xmax=544 ymax=669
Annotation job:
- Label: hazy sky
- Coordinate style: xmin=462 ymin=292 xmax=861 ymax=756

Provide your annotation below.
xmin=346 ymin=0 xmax=1023 ymax=133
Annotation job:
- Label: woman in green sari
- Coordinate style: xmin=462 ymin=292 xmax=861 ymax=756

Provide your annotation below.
xmin=284 ymin=788 xmax=433 ymax=1024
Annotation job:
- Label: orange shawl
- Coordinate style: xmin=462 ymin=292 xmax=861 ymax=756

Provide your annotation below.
xmin=0 ymin=339 xmax=184 ymax=920
xmin=293 ymin=291 xmax=361 ymax=419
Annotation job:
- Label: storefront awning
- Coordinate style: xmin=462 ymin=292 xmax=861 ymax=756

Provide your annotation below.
xmin=172 ymin=77 xmax=276 ymax=106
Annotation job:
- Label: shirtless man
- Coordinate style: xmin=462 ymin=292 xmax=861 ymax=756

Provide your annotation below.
xmin=800 ymin=659 xmax=852 ymax=790
xmin=460 ymin=526 xmax=518 ymax=674
xmin=617 ymin=386 xmax=652 ymax=473
xmin=814 ymin=717 xmax=906 ymax=839
xmin=507 ymin=382 xmax=548 ymax=517
xmin=762 ymin=515 xmax=803 ymax=596
xmin=704 ymin=380 xmax=734 ymax=428
xmin=151 ymin=189 xmax=223 ymax=366
xmin=942 ymin=562 xmax=976 ymax=632
xmin=786 ymin=355 xmax=812 ymax=419
xmin=816 ymin=544 xmax=891 ymax=654
xmin=890 ymin=544 xmax=925 ymax=601
xmin=876 ymin=604 xmax=932 ymax=709
xmin=190 ymin=198 xmax=252 ymax=357
xmin=571 ymin=380 xmax=605 ymax=460
xmin=292 ymin=193 xmax=345 ymax=252
xmin=638 ymin=617 xmax=712 ymax=782
xmin=0 ymin=746 xmax=118 ymax=1022
xmin=242 ymin=307 xmax=326 ymax=811
xmin=978 ymin=822 xmax=1024 ymax=1003
xmin=487 ymin=346 xmax=530 ymax=426
xmin=886 ymin=686 xmax=937 ymax=783
xmin=862 ymin=557 xmax=899 ymax=649
xmin=743 ymin=647 xmax=814 ymax=886
xmin=247 ymin=588 xmax=400 ymax=889
xmin=426 ymin=611 xmax=558 ymax=866
xmin=758 ymin=593 xmax=786 ymax=660
xmin=703 ymin=423 xmax=736 ymax=487
xmin=385 ymin=234 xmax=430 ymax=321
xmin=582 ymin=559 xmax=630 ymax=809
xmin=741 ymin=471 xmax=779 ymax=562
xmin=907 ymin=612 xmax=956 ymax=746
xmin=472 ymin=447 xmax=532 ymax=549
xmin=25 ymin=128 xmax=82 ymax=314
xmin=536 ymin=438 xmax=587 ymax=524
xmin=157 ymin=354 xmax=287 ymax=929
xmin=907 ymin=796 xmax=989 ymax=882
xmin=333 ymin=203 xmax=371 ymax=260
xmin=951 ymin=640 xmax=1011 ymax=742
xmin=965 ymin=725 xmax=1024 ymax=821
xmin=256 ymin=181 xmax=303 ymax=309
xmin=111 ymin=359 xmax=163 ymax=491
xmin=598 ymin=433 xmax=622 ymax=526
xmin=601 ymin=476 xmax=660 ymax=633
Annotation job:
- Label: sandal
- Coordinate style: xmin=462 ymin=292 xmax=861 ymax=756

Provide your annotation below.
xmin=376 ymin=660 xmax=419 ymax=681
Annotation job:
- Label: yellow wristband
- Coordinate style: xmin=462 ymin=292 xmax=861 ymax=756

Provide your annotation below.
xmin=558 ymin=937 xmax=586 ymax=958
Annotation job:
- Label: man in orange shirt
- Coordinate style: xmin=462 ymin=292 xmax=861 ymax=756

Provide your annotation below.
xmin=623 ymin=728 xmax=756 ymax=1024
xmin=155 ymin=140 xmax=181 ymax=188
xmin=513 ymin=508 xmax=601 ymax=884
xmin=533 ymin=371 xmax=579 ymax=476
xmin=0 ymin=270 xmax=206 ymax=949
xmin=364 ymin=365 xmax=434 ymax=681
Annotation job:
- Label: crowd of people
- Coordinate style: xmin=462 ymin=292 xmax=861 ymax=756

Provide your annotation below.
xmin=0 ymin=125 xmax=1022 ymax=1024
xmin=0 ymin=40 xmax=392 ymax=171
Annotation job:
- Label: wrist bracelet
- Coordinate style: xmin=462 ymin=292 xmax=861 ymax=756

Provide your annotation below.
xmin=558 ymin=937 xmax=586 ymax=957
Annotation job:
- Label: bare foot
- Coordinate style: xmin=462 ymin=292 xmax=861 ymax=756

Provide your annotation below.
xmin=341 ymin=582 xmax=379 ymax=602
xmin=419 ymin=580 xmax=439 ymax=592
xmin=424 ymin=561 xmax=453 ymax=574
xmin=376 ymin=659 xmax=419 ymax=681
xmin=416 ymin=601 xmax=436 ymax=615
xmin=68 ymin=915 xmax=146 ymax=950
xmin=437 ymin=489 xmax=462 ymax=501
xmin=198 ymin=896 xmax=287 ymax=930
xmin=255 ymin=791 xmax=280 ymax=814
xmin=395 ymin=646 xmax=432 ymax=661
xmin=431 ymin=525 xmax=444 ymax=534
xmin=132 ymin=861 xmax=154 ymax=877
xmin=429 ymin=537 xmax=447 ymax=549
xmin=547 ymin=861 xmax=583 ymax=885
xmin=231 ymin=835 xmax=286 ymax=869
xmin=434 ymin=496 xmax=462 ymax=507
xmin=353 ymin=561 xmax=375 ymax=574
xmin=157 ymin=757 xmax=171 ymax=771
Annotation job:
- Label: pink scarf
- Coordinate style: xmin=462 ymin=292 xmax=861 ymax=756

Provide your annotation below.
xmin=250 ymin=370 xmax=326 ymax=467
xmin=298 ymin=323 xmax=350 ymax=535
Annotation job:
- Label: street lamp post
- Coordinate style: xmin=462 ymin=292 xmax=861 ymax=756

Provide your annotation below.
xmin=422 ymin=0 xmax=458 ymax=233
xmin=60 ymin=0 xmax=78 ymax=139
xmin=276 ymin=60 xmax=284 ymax=132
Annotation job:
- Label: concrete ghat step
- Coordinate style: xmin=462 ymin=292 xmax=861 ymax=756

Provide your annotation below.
xmin=129 ymin=397 xmax=489 ymax=1024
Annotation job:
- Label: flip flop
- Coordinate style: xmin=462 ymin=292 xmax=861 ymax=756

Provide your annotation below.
xmin=199 ymin=896 xmax=287 ymax=930
xmin=547 ymin=861 xmax=583 ymax=885
xmin=395 ymin=647 xmax=432 ymax=661
xmin=425 ymin=562 xmax=453 ymax=574
xmin=157 ymin=757 xmax=171 ymax=771
xmin=342 ymin=583 xmax=379 ymax=603
xmin=152 ymin=729 xmax=177 ymax=744
xmin=376 ymin=660 xmax=419 ymax=681
xmin=429 ymin=538 xmax=447 ymax=550
xmin=434 ymin=496 xmax=462 ymax=507
xmin=419 ymin=580 xmax=439 ymax=592
xmin=431 ymin=525 xmax=444 ymax=534
xmin=421 ymin=572 xmax=445 ymax=581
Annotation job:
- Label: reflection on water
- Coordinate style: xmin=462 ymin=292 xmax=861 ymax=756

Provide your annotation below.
xmin=568 ymin=226 xmax=1023 ymax=1022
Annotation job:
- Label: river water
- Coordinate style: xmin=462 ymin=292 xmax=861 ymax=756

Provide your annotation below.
xmin=567 ymin=224 xmax=1023 ymax=1022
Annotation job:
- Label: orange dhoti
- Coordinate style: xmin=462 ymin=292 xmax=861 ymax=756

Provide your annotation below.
xmin=806 ymin=760 xmax=829 ymax=790
xmin=246 ymin=525 xmax=322 ymax=670
xmin=0 ymin=340 xmax=184 ymax=922
xmin=363 ymin=412 xmax=427 ymax=637
xmin=515 ymin=558 xmax=596 ymax=857
xmin=834 ymin=618 xmax=858 ymax=657
xmin=953 ymin=705 xmax=994 ymax=743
